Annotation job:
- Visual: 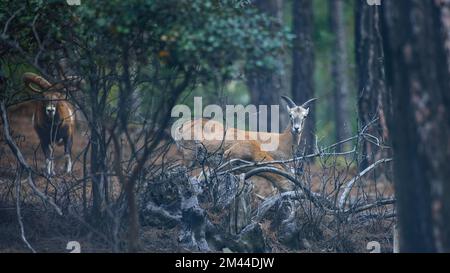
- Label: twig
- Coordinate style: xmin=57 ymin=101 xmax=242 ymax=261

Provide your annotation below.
xmin=2 ymin=7 xmax=25 ymax=36
xmin=15 ymin=175 xmax=36 ymax=253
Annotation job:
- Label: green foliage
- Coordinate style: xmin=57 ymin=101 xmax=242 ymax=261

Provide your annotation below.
xmin=1 ymin=0 xmax=291 ymax=81
xmin=1 ymin=0 xmax=292 ymax=119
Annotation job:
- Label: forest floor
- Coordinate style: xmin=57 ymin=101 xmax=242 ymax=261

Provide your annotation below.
xmin=0 ymin=103 xmax=395 ymax=253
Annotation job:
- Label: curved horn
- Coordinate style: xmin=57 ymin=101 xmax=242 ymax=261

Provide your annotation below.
xmin=301 ymin=98 xmax=318 ymax=107
xmin=281 ymin=95 xmax=297 ymax=108
xmin=23 ymin=72 xmax=52 ymax=93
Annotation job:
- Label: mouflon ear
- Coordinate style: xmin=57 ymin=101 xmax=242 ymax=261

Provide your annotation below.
xmin=305 ymin=108 xmax=309 ymax=116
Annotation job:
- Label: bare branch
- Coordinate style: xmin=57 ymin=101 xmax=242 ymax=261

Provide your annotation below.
xmin=244 ymin=166 xmax=336 ymax=210
xmin=338 ymin=158 xmax=393 ymax=209
xmin=15 ymin=175 xmax=36 ymax=253
xmin=2 ymin=7 xmax=25 ymax=36
xmin=348 ymin=198 xmax=395 ymax=214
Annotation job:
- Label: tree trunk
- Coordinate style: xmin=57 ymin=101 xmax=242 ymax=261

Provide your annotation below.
xmin=90 ymin=125 xmax=107 ymax=223
xmin=292 ymin=0 xmax=315 ymax=154
xmin=89 ymin=85 xmax=108 ymax=225
xmin=382 ymin=0 xmax=450 ymax=252
xmin=329 ymin=0 xmax=352 ymax=151
xmin=0 ymin=68 xmax=5 ymax=95
xmin=248 ymin=0 xmax=284 ymax=132
xmin=355 ymin=2 xmax=390 ymax=170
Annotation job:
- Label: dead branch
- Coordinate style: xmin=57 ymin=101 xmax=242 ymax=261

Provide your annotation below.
xmin=252 ymin=191 xmax=304 ymax=222
xmin=143 ymin=200 xmax=182 ymax=223
xmin=244 ymin=166 xmax=336 ymax=210
xmin=338 ymin=158 xmax=393 ymax=209
xmin=15 ymin=174 xmax=36 ymax=253
xmin=348 ymin=198 xmax=395 ymax=214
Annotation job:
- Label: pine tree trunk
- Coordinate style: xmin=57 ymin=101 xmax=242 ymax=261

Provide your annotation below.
xmin=355 ymin=2 xmax=390 ymax=170
xmin=382 ymin=0 xmax=450 ymax=252
xmin=248 ymin=0 xmax=284 ymax=132
xmin=292 ymin=0 xmax=315 ymax=154
xmin=329 ymin=0 xmax=352 ymax=151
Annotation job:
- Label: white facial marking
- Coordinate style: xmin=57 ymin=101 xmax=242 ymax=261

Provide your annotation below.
xmin=46 ymin=105 xmax=56 ymax=117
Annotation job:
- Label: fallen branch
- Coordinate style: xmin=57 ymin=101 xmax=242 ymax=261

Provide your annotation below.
xmin=143 ymin=201 xmax=182 ymax=223
xmin=347 ymin=198 xmax=395 ymax=214
xmin=244 ymin=166 xmax=336 ymax=211
xmin=252 ymin=191 xmax=304 ymax=222
xmin=338 ymin=158 xmax=393 ymax=209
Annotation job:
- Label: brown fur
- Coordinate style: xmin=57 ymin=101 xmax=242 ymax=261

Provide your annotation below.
xmin=23 ymin=72 xmax=76 ymax=175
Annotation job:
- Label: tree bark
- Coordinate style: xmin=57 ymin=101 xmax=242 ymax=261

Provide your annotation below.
xmin=248 ymin=0 xmax=284 ymax=132
xmin=329 ymin=0 xmax=352 ymax=151
xmin=355 ymin=1 xmax=390 ymax=170
xmin=382 ymin=0 xmax=450 ymax=252
xmin=88 ymin=83 xmax=108 ymax=225
xmin=292 ymin=0 xmax=315 ymax=154
xmin=0 ymin=69 xmax=5 ymax=95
